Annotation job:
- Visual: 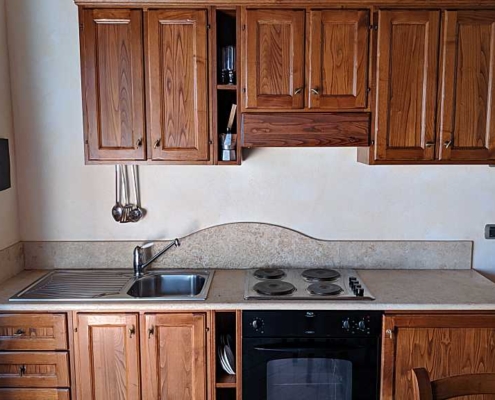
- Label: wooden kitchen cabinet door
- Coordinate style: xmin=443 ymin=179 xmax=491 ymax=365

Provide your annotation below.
xmin=308 ymin=10 xmax=369 ymax=110
xmin=75 ymin=314 xmax=140 ymax=400
xmin=438 ymin=11 xmax=495 ymax=162
xmin=381 ymin=314 xmax=495 ymax=400
xmin=80 ymin=9 xmax=146 ymax=162
xmin=243 ymin=9 xmax=305 ymax=110
xmin=374 ymin=11 xmax=440 ymax=161
xmin=147 ymin=10 xmax=210 ymax=162
xmin=142 ymin=313 xmax=207 ymax=400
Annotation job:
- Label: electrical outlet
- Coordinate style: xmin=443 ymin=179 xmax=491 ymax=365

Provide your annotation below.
xmin=485 ymin=225 xmax=495 ymax=239
xmin=0 ymin=138 xmax=11 ymax=192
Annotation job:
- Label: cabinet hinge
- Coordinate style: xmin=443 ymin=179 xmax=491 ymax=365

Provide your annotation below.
xmin=207 ymin=24 xmax=211 ymax=29
xmin=367 ymin=87 xmax=372 ymax=93
xmin=242 ymin=24 xmax=246 ymax=31
xmin=369 ymin=25 xmax=378 ymax=31
xmin=79 ymin=23 xmax=84 ymax=32
xmin=74 ymin=327 xmax=78 ymax=333
xmin=371 ymin=140 xmax=375 ymax=146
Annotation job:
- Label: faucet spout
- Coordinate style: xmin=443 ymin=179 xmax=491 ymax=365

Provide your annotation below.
xmin=133 ymin=238 xmax=180 ymax=277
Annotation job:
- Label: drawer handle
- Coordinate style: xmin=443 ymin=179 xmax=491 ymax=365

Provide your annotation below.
xmin=444 ymin=140 xmax=452 ymax=149
xmin=153 ymin=139 xmax=161 ymax=149
xmin=425 ymin=142 xmax=435 ymax=148
xmin=386 ymin=329 xmax=393 ymax=339
xmin=129 ymin=325 xmax=136 ymax=338
xmin=148 ymin=326 xmax=154 ymax=339
xmin=135 ymin=138 xmax=143 ymax=149
xmin=294 ymin=87 xmax=303 ymax=95
xmin=19 ymin=365 xmax=26 ymax=377
xmin=311 ymin=88 xmax=320 ymax=95
xmin=14 ymin=329 xmax=26 ymax=336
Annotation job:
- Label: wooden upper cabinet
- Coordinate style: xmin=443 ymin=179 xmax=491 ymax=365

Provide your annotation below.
xmin=243 ymin=9 xmax=305 ymax=110
xmin=80 ymin=9 xmax=146 ymax=162
xmin=308 ymin=10 xmax=369 ymax=110
xmin=438 ymin=10 xmax=495 ymax=162
xmin=374 ymin=10 xmax=440 ymax=161
xmin=142 ymin=313 xmax=207 ymax=400
xmin=147 ymin=10 xmax=210 ymax=162
xmin=75 ymin=314 xmax=140 ymax=400
xmin=382 ymin=314 xmax=495 ymax=400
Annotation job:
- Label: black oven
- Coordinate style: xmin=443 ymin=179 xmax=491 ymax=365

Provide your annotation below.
xmin=243 ymin=310 xmax=382 ymax=400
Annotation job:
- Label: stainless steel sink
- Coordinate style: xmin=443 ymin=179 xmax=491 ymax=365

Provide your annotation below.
xmin=10 ymin=269 xmax=214 ymax=302
xmin=127 ymin=271 xmax=209 ymax=299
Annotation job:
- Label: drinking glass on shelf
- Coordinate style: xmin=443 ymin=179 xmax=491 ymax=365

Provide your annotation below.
xmin=221 ymin=45 xmax=236 ymax=85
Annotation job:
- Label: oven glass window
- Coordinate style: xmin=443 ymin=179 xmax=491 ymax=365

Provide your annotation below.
xmin=267 ymin=358 xmax=352 ymax=400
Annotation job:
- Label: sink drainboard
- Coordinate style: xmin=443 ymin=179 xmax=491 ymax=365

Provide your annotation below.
xmin=11 ymin=270 xmax=134 ymax=300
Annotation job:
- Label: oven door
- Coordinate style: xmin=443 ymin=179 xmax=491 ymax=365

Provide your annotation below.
xmin=243 ymin=337 xmax=379 ymax=400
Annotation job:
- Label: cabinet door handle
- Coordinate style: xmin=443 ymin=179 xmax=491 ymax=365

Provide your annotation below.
xmin=444 ymin=140 xmax=452 ymax=149
xmin=14 ymin=329 xmax=26 ymax=336
xmin=425 ymin=142 xmax=434 ymax=148
xmin=19 ymin=365 xmax=26 ymax=377
xmin=135 ymin=138 xmax=143 ymax=149
xmin=311 ymin=88 xmax=320 ymax=95
xmin=153 ymin=139 xmax=161 ymax=149
xmin=148 ymin=326 xmax=154 ymax=339
xmin=385 ymin=329 xmax=393 ymax=339
xmin=294 ymin=87 xmax=303 ymax=95
xmin=129 ymin=325 xmax=136 ymax=338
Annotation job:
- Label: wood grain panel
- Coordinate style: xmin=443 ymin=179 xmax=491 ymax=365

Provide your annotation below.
xmin=148 ymin=10 xmax=209 ymax=161
xmin=438 ymin=11 xmax=495 ymax=162
xmin=374 ymin=10 xmax=440 ymax=161
xmin=0 ymin=352 xmax=69 ymax=388
xmin=382 ymin=314 xmax=495 ymax=400
xmin=0 ymin=389 xmax=70 ymax=400
xmin=0 ymin=314 xmax=67 ymax=351
xmin=242 ymin=113 xmax=370 ymax=147
xmin=81 ymin=9 xmax=146 ymax=162
xmin=142 ymin=313 xmax=207 ymax=400
xmin=244 ymin=9 xmax=305 ymax=109
xmin=75 ymin=314 xmax=140 ymax=400
xmin=308 ymin=10 xmax=369 ymax=109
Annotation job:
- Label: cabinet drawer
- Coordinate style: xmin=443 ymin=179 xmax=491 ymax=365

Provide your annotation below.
xmin=242 ymin=113 xmax=370 ymax=147
xmin=0 ymin=388 xmax=70 ymax=400
xmin=0 ymin=352 xmax=70 ymax=388
xmin=0 ymin=314 xmax=67 ymax=350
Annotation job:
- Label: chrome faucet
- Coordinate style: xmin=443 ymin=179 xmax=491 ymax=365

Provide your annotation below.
xmin=133 ymin=239 xmax=181 ymax=277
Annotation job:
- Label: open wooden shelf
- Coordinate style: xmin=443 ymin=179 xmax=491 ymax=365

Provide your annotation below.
xmin=212 ymin=310 xmax=241 ymax=400
xmin=211 ymin=7 xmax=241 ymax=166
xmin=216 ymin=374 xmax=236 ymax=388
xmin=217 ymin=84 xmax=237 ymax=91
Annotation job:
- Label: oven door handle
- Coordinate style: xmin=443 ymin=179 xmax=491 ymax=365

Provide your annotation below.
xmin=254 ymin=344 xmax=364 ymax=353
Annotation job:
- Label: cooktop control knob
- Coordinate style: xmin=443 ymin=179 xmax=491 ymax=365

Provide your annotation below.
xmin=342 ymin=319 xmax=351 ymax=330
xmin=358 ymin=320 xmax=366 ymax=330
xmin=357 ymin=288 xmax=364 ymax=296
xmin=251 ymin=318 xmax=264 ymax=331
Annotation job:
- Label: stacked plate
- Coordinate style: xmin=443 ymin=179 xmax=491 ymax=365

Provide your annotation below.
xmin=218 ymin=334 xmax=235 ymax=375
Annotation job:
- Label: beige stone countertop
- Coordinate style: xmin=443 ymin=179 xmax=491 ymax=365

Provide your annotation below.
xmin=1 ymin=269 xmax=495 ymax=311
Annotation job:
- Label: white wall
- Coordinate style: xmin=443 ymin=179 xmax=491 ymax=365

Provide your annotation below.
xmin=5 ymin=0 xmax=495 ymax=274
xmin=0 ymin=0 xmax=19 ymax=251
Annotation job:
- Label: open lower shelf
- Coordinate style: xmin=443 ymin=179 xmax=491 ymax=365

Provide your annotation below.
xmin=214 ymin=310 xmax=241 ymax=399
xmin=216 ymin=374 xmax=236 ymax=388
xmin=217 ymin=84 xmax=237 ymax=91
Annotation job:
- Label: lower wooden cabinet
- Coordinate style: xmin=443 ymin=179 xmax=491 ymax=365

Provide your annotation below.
xmin=142 ymin=313 xmax=207 ymax=400
xmin=381 ymin=314 xmax=495 ymax=399
xmin=75 ymin=314 xmax=140 ymax=400
xmin=74 ymin=312 xmax=208 ymax=400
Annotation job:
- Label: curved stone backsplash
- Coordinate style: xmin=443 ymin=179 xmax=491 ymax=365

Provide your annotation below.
xmin=23 ymin=222 xmax=472 ymax=270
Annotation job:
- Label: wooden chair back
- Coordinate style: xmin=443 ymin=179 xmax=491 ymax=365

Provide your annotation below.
xmin=412 ymin=368 xmax=495 ymax=400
